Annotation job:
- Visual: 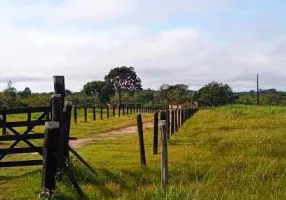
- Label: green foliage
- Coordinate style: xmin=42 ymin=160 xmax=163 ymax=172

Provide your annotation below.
xmin=104 ymin=66 xmax=142 ymax=104
xmin=195 ymin=81 xmax=237 ymax=106
xmin=18 ymin=87 xmax=32 ymax=98
xmin=82 ymin=80 xmax=114 ymax=105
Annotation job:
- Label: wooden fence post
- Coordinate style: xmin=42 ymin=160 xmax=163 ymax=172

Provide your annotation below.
xmin=178 ymin=109 xmax=181 ymax=129
xmin=127 ymin=106 xmax=129 ymax=115
xmin=51 ymin=94 xmax=63 ymax=169
xmin=93 ymin=106 xmax=96 ymax=120
xmin=123 ymin=106 xmax=125 ymax=116
xmin=137 ymin=113 xmax=146 ymax=166
xmin=166 ymin=109 xmax=170 ymax=139
xmin=84 ymin=107 xmax=87 ymax=122
xmin=175 ymin=109 xmax=178 ymax=132
xmin=53 ymin=76 xmax=65 ymax=109
xmin=63 ymin=102 xmax=72 ymax=160
xmin=74 ymin=106 xmax=77 ymax=124
xmin=2 ymin=112 xmax=6 ymax=135
xmin=171 ymin=110 xmax=175 ymax=135
xmin=42 ymin=121 xmax=60 ymax=192
xmin=160 ymin=111 xmax=168 ymax=195
xmin=100 ymin=106 xmax=103 ymax=120
xmin=118 ymin=106 xmax=121 ymax=117
xmin=107 ymin=106 xmax=109 ymax=119
xmin=113 ymin=106 xmax=115 ymax=117
xmin=153 ymin=111 xmax=159 ymax=155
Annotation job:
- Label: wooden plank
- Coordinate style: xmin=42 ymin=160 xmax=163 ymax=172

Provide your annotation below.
xmin=0 ymin=133 xmax=44 ymax=141
xmin=0 ymin=120 xmax=46 ymax=128
xmin=0 ymin=159 xmax=42 ymax=167
xmin=0 ymin=106 xmax=50 ymax=115
xmin=0 ymin=147 xmax=42 ymax=154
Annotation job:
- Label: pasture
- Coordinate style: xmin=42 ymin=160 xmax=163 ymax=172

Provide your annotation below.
xmin=0 ymin=105 xmax=286 ymax=199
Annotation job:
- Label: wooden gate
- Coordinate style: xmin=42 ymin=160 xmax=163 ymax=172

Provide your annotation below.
xmin=0 ymin=106 xmax=51 ymax=167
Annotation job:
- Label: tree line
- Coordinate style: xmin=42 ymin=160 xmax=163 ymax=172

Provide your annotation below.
xmin=0 ymin=66 xmax=285 ymax=109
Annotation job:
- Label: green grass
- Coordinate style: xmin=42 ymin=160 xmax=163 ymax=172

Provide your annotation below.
xmin=1 ymin=105 xmax=286 ymax=199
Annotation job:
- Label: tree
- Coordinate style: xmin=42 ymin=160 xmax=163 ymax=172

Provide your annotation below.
xmin=104 ymin=66 xmax=142 ymax=105
xmin=82 ymin=80 xmax=114 ymax=105
xmin=167 ymin=84 xmax=189 ymax=104
xmin=18 ymin=87 xmax=32 ymax=98
xmin=3 ymin=80 xmax=17 ymax=98
xmin=195 ymin=81 xmax=237 ymax=106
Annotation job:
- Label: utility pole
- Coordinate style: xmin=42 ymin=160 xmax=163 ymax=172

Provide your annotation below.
xmin=257 ymin=74 xmax=260 ymax=105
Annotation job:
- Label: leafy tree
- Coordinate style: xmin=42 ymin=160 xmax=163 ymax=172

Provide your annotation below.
xmin=195 ymin=81 xmax=237 ymax=106
xmin=167 ymin=84 xmax=189 ymax=104
xmin=82 ymin=80 xmax=114 ymax=105
xmin=104 ymin=66 xmax=142 ymax=105
xmin=4 ymin=80 xmax=17 ymax=99
xmin=18 ymin=87 xmax=32 ymax=98
xmin=65 ymin=89 xmax=73 ymax=96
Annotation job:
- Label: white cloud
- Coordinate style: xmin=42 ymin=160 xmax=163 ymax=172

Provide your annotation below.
xmin=0 ymin=0 xmax=285 ymax=92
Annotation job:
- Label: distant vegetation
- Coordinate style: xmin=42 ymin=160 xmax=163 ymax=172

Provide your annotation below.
xmin=0 ymin=67 xmax=285 ymax=109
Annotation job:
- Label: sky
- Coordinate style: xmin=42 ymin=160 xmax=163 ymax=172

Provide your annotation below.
xmin=0 ymin=0 xmax=286 ymax=92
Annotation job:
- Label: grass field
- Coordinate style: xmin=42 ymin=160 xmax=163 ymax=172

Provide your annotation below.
xmin=0 ymin=105 xmax=286 ymax=199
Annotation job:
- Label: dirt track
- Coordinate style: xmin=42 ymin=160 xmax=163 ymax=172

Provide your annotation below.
xmin=69 ymin=122 xmax=153 ymax=148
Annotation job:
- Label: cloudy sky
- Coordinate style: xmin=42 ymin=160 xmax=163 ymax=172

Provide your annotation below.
xmin=0 ymin=0 xmax=285 ymax=92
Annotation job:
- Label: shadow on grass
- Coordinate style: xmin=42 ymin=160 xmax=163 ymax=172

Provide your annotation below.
xmin=55 ymin=159 xmax=160 ymax=199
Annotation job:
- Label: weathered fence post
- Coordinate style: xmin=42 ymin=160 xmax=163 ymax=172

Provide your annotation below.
xmin=178 ymin=109 xmax=181 ymax=129
xmin=51 ymin=94 xmax=63 ymax=169
xmin=171 ymin=110 xmax=175 ymax=135
xmin=175 ymin=109 xmax=178 ymax=132
xmin=84 ymin=107 xmax=87 ymax=122
xmin=153 ymin=111 xmax=159 ymax=155
xmin=107 ymin=106 xmax=109 ymax=119
xmin=53 ymin=76 xmax=65 ymax=109
xmin=63 ymin=102 xmax=72 ymax=160
xmin=100 ymin=106 xmax=103 ymax=120
xmin=93 ymin=106 xmax=96 ymax=120
xmin=123 ymin=106 xmax=125 ymax=116
xmin=113 ymin=106 xmax=116 ymax=117
xmin=137 ymin=113 xmax=146 ymax=166
xmin=2 ymin=112 xmax=6 ymax=135
xmin=74 ymin=106 xmax=77 ymax=124
xmin=160 ymin=111 xmax=168 ymax=195
xmin=42 ymin=121 xmax=60 ymax=193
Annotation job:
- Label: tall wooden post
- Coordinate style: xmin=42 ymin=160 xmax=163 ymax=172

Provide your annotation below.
xmin=113 ymin=106 xmax=116 ymax=117
xmin=160 ymin=111 xmax=168 ymax=195
xmin=42 ymin=121 xmax=60 ymax=192
xmin=51 ymin=94 xmax=63 ymax=169
xmin=63 ymin=102 xmax=72 ymax=159
xmin=107 ymin=106 xmax=109 ymax=119
xmin=171 ymin=110 xmax=175 ymax=135
xmin=84 ymin=107 xmax=87 ymax=122
xmin=93 ymin=106 xmax=96 ymax=120
xmin=137 ymin=113 xmax=146 ymax=166
xmin=53 ymin=76 xmax=65 ymax=109
xmin=74 ymin=106 xmax=77 ymax=124
xmin=153 ymin=111 xmax=159 ymax=154
xmin=100 ymin=106 xmax=103 ymax=120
